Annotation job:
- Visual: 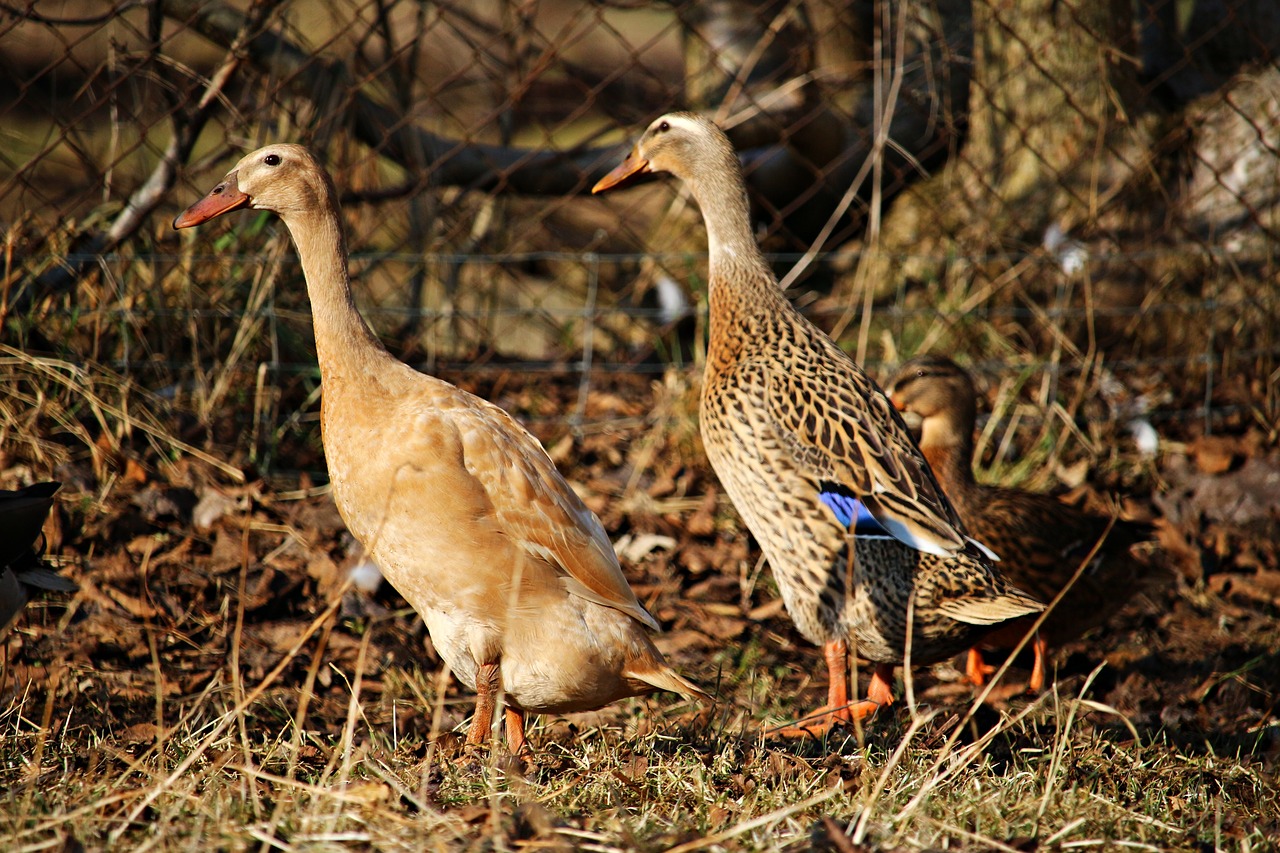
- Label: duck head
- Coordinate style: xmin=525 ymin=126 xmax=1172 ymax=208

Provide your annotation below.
xmin=592 ymin=112 xmax=739 ymax=193
xmin=174 ymin=144 xmax=334 ymax=228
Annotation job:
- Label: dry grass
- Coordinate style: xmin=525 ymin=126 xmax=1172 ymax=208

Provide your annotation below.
xmin=2 ymin=363 xmax=1278 ymax=852
xmin=3 ymin=637 xmax=1276 ymax=851
xmin=2 ymin=179 xmax=1278 ymax=852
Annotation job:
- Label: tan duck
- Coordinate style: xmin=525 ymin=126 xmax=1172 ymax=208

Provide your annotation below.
xmin=885 ymin=355 xmax=1157 ymax=691
xmin=593 ymin=114 xmax=1042 ymax=735
xmin=175 ymin=144 xmax=708 ymax=756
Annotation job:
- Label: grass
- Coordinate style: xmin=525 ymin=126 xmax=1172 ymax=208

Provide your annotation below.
xmin=2 ymin=232 xmax=1279 ymax=848
xmin=2 ymin=99 xmax=1278 ymax=851
xmin=3 ymin=641 xmax=1275 ymax=851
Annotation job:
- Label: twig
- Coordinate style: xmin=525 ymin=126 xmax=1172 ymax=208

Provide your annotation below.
xmin=107 ymin=584 xmax=349 ymax=842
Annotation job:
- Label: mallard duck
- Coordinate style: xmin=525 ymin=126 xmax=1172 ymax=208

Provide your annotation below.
xmin=1 ymin=482 xmax=76 ymax=637
xmin=593 ymin=114 xmax=1041 ymax=734
xmin=175 ymin=144 xmax=708 ymax=756
xmin=885 ymin=355 xmax=1157 ymax=691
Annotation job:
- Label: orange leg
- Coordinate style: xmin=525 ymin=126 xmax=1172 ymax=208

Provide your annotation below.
xmin=968 ymin=632 xmax=1049 ymax=693
xmin=966 ymin=647 xmax=996 ymax=687
xmin=773 ymin=641 xmax=891 ymax=738
xmin=465 ymin=663 xmax=501 ymax=748
xmin=1027 ymin=633 xmax=1047 ymax=693
xmin=504 ymin=706 xmax=530 ymax=758
xmin=866 ymin=663 xmax=896 ymax=707
xmin=825 ymin=638 xmax=851 ymax=713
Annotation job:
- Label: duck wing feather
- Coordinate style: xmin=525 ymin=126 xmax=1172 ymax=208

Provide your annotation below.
xmin=755 ymin=355 xmax=976 ymax=558
xmin=450 ymin=396 xmax=661 ymax=632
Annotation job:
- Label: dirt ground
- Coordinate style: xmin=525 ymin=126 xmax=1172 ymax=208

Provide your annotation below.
xmin=3 ymin=366 xmax=1279 ymax=834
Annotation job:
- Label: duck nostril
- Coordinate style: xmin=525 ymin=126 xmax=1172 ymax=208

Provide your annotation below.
xmin=212 ymin=185 xmax=224 ymax=195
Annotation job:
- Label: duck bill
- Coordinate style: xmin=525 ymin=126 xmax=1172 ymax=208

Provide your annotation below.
xmin=173 ymin=173 xmax=251 ymax=229
xmin=592 ymin=152 xmax=652 ymax=194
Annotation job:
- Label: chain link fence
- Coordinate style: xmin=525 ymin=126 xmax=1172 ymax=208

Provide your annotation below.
xmin=2 ymin=0 xmax=1278 ymax=477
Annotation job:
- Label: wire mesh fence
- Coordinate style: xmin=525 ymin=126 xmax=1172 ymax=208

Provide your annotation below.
xmin=2 ymin=0 xmax=1278 ymax=479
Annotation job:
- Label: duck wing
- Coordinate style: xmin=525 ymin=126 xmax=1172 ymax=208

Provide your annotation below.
xmin=453 ymin=397 xmax=661 ymax=632
xmin=756 ymin=355 xmax=977 ymax=558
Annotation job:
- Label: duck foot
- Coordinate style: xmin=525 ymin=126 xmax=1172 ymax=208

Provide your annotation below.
xmin=769 ymin=700 xmax=882 ymax=738
xmin=966 ymin=634 xmax=1048 ymax=694
xmin=769 ymin=653 xmax=896 ymax=737
xmin=965 ymin=647 xmax=997 ymax=687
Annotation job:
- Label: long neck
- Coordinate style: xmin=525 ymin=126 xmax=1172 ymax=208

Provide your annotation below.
xmin=918 ymin=414 xmax=978 ymax=495
xmin=282 ymin=206 xmax=391 ymax=382
xmin=686 ymin=167 xmax=785 ymax=334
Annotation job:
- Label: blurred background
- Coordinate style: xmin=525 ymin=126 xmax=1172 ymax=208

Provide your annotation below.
xmin=1 ymin=0 xmax=1277 ymax=482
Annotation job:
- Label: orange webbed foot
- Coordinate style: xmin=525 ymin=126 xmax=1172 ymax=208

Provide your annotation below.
xmin=769 ymin=700 xmax=882 ymax=739
xmin=966 ymin=647 xmax=997 ymax=687
xmin=770 ymin=662 xmax=895 ymax=738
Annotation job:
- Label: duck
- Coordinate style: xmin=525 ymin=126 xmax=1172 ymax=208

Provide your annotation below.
xmin=884 ymin=355 xmax=1157 ymax=691
xmin=174 ymin=144 xmax=708 ymax=756
xmin=593 ymin=114 xmax=1042 ymax=735
xmin=1 ymin=482 xmax=77 ymax=637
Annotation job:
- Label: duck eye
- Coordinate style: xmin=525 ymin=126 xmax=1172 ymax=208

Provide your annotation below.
xmin=657 ymin=120 xmax=670 ymax=133
xmin=264 ymin=153 xmax=281 ymax=166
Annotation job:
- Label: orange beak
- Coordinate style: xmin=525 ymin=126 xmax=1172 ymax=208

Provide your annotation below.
xmin=173 ymin=172 xmax=251 ymax=229
xmin=592 ymin=150 xmax=652 ymax=194
xmin=888 ymin=394 xmax=907 ymax=411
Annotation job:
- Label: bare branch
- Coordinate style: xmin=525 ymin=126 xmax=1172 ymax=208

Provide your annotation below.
xmin=163 ymin=0 xmax=630 ymax=195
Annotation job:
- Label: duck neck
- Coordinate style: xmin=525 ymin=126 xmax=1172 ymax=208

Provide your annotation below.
xmin=687 ymin=168 xmax=783 ymax=336
xmin=282 ymin=206 xmax=390 ymax=383
xmin=918 ymin=416 xmax=978 ymax=495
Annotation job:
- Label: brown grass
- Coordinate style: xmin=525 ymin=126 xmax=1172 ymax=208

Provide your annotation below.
xmin=2 ymin=115 xmax=1278 ymax=849
xmin=2 ymin=298 xmax=1278 ymax=848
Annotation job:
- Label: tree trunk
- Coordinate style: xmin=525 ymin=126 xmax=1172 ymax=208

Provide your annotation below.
xmin=866 ymin=0 xmax=1157 ymax=298
xmin=958 ymin=0 xmax=1147 ymax=235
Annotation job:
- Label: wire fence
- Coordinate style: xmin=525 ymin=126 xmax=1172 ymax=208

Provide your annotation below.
xmin=2 ymin=0 xmax=1278 ymax=477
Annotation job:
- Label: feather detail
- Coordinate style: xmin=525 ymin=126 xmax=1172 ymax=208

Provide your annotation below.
xmin=624 ymin=658 xmax=713 ymax=704
xmin=936 ymin=587 xmax=1045 ymax=625
xmin=561 ymin=575 xmax=660 ymax=631
xmin=817 ymin=483 xmax=891 ymax=536
xmin=761 ymin=362 xmax=970 ymax=557
xmin=456 ymin=402 xmax=659 ymax=630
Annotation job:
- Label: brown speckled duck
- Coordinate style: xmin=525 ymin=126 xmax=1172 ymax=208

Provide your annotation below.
xmin=175 ymin=144 xmax=708 ymax=756
xmin=885 ymin=355 xmax=1157 ymax=691
xmin=594 ymin=114 xmax=1042 ymax=735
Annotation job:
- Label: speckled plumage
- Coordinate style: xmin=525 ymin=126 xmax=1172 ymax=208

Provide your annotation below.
xmin=885 ymin=355 xmax=1159 ymax=689
xmin=595 ymin=114 xmax=1042 ymax=730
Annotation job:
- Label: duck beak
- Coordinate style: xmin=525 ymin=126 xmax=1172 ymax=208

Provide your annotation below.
xmin=888 ymin=393 xmax=907 ymax=411
xmin=895 ymin=400 xmax=923 ymax=432
xmin=592 ymin=150 xmax=652 ymax=194
xmin=174 ymin=172 xmax=251 ymax=229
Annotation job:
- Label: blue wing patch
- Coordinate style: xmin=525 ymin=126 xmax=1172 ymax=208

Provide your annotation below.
xmin=818 ymin=486 xmax=890 ymax=536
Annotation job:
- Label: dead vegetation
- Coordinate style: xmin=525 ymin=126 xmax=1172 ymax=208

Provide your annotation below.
xmin=1 ymin=2 xmax=1278 ymax=846
xmin=2 ymin=301 xmax=1278 ymax=848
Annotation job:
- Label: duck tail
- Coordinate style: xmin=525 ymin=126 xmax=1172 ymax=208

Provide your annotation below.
xmin=624 ymin=653 xmax=713 ymax=705
xmin=940 ymin=585 xmax=1045 ymax=626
